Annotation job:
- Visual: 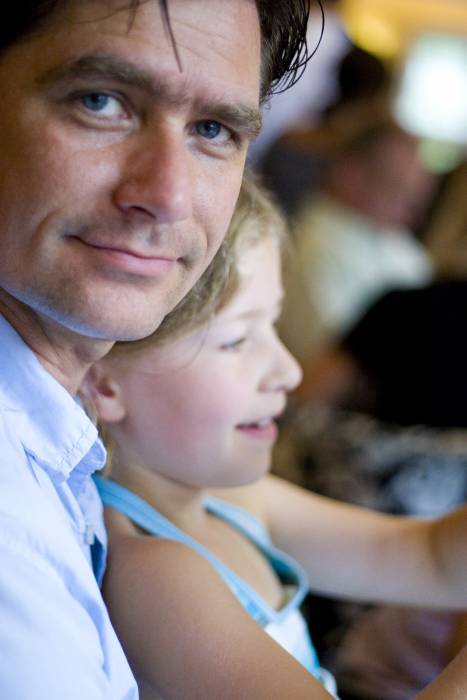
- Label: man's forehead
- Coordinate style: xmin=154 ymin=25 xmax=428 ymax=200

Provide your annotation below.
xmin=51 ymin=0 xmax=260 ymax=51
xmin=27 ymin=0 xmax=261 ymax=95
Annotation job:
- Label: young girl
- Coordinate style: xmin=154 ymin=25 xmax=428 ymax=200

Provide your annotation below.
xmin=84 ymin=178 xmax=467 ymax=700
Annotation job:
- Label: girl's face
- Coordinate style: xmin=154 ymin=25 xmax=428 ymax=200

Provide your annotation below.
xmin=107 ymin=237 xmax=302 ymax=488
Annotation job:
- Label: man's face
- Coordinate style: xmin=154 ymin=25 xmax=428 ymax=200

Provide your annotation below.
xmin=0 ymin=0 xmax=261 ymax=341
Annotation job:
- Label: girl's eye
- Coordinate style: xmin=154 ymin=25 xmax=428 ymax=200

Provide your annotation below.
xmin=220 ymin=337 xmax=246 ymax=351
xmin=195 ymin=120 xmax=233 ymax=144
xmin=79 ymin=93 xmax=125 ymax=118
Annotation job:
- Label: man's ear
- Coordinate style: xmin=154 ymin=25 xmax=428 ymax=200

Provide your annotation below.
xmin=80 ymin=363 xmax=126 ymax=424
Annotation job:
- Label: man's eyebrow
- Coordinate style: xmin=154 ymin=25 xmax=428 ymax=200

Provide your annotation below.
xmin=38 ymin=54 xmax=262 ymax=140
xmin=195 ymin=100 xmax=262 ymax=141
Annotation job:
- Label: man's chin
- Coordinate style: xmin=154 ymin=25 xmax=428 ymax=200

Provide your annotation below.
xmin=72 ymin=313 xmax=166 ymax=343
xmin=31 ymin=303 xmax=166 ymax=345
xmin=13 ymin=281 xmax=185 ymax=345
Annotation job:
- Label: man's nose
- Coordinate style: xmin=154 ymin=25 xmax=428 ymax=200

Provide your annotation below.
xmin=113 ymin=126 xmax=192 ymax=224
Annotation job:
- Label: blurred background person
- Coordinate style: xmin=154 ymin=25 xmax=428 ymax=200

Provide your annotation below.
xmin=279 ymin=119 xmax=436 ymax=369
xmin=259 ymin=45 xmax=392 ymax=217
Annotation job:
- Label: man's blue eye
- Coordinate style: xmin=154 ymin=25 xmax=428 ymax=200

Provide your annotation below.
xmin=81 ymin=93 xmax=112 ymax=112
xmin=196 ymin=120 xmax=223 ymax=140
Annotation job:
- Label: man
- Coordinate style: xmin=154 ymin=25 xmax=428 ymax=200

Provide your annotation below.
xmin=0 ymin=1 xmax=309 ymax=697
xmin=281 ymin=121 xmax=435 ymax=367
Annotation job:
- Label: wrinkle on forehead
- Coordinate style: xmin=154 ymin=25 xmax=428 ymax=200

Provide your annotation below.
xmin=57 ymin=0 xmax=260 ymax=86
xmin=148 ymin=0 xmax=261 ymax=95
xmin=169 ymin=4 xmax=258 ymax=65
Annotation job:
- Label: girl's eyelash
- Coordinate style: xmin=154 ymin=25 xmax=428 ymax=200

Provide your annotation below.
xmin=220 ymin=337 xmax=246 ymax=351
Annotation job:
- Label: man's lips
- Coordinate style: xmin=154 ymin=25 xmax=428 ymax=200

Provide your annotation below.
xmin=74 ymin=238 xmax=177 ymax=276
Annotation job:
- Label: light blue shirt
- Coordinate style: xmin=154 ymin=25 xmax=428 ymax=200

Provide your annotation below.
xmin=0 ymin=315 xmax=138 ymax=699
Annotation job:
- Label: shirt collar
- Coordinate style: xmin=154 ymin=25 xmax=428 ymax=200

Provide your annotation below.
xmin=0 ymin=315 xmax=106 ymax=487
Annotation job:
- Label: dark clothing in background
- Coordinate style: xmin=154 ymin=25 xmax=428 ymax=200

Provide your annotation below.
xmin=343 ymin=280 xmax=467 ymax=428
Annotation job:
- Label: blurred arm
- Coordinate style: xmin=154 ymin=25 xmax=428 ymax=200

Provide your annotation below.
xmin=262 ymin=475 xmax=467 ymax=608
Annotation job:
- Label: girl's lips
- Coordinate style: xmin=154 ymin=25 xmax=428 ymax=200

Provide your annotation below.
xmin=236 ymin=419 xmax=278 ymax=441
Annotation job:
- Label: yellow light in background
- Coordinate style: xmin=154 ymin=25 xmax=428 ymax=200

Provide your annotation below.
xmin=339 ymin=0 xmax=467 ymax=61
xmin=342 ymin=12 xmax=401 ymax=59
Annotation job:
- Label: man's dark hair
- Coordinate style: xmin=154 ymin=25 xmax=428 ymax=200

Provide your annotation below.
xmin=0 ymin=0 xmax=318 ymax=101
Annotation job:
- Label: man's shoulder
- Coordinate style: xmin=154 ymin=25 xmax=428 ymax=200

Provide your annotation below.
xmin=0 ymin=403 xmax=25 ymax=466
xmin=0 ymin=406 xmax=58 ymax=541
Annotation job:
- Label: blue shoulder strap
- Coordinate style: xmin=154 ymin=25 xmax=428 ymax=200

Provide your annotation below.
xmin=95 ymin=477 xmax=308 ymax=627
xmin=204 ymin=495 xmax=310 ymax=589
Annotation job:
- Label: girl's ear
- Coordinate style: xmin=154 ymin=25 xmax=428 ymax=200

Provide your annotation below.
xmin=80 ymin=363 xmax=127 ymax=424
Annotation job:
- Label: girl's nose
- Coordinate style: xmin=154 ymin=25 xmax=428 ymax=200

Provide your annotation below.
xmin=260 ymin=336 xmax=303 ymax=394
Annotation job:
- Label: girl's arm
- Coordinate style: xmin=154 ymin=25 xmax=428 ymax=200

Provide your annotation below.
xmin=446 ymin=612 xmax=467 ymax=664
xmin=103 ymin=534 xmax=332 ymax=700
xmin=258 ymin=475 xmax=467 ymax=608
xmin=414 ymin=645 xmax=467 ymax=699
xmin=103 ymin=527 xmax=467 ymax=700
